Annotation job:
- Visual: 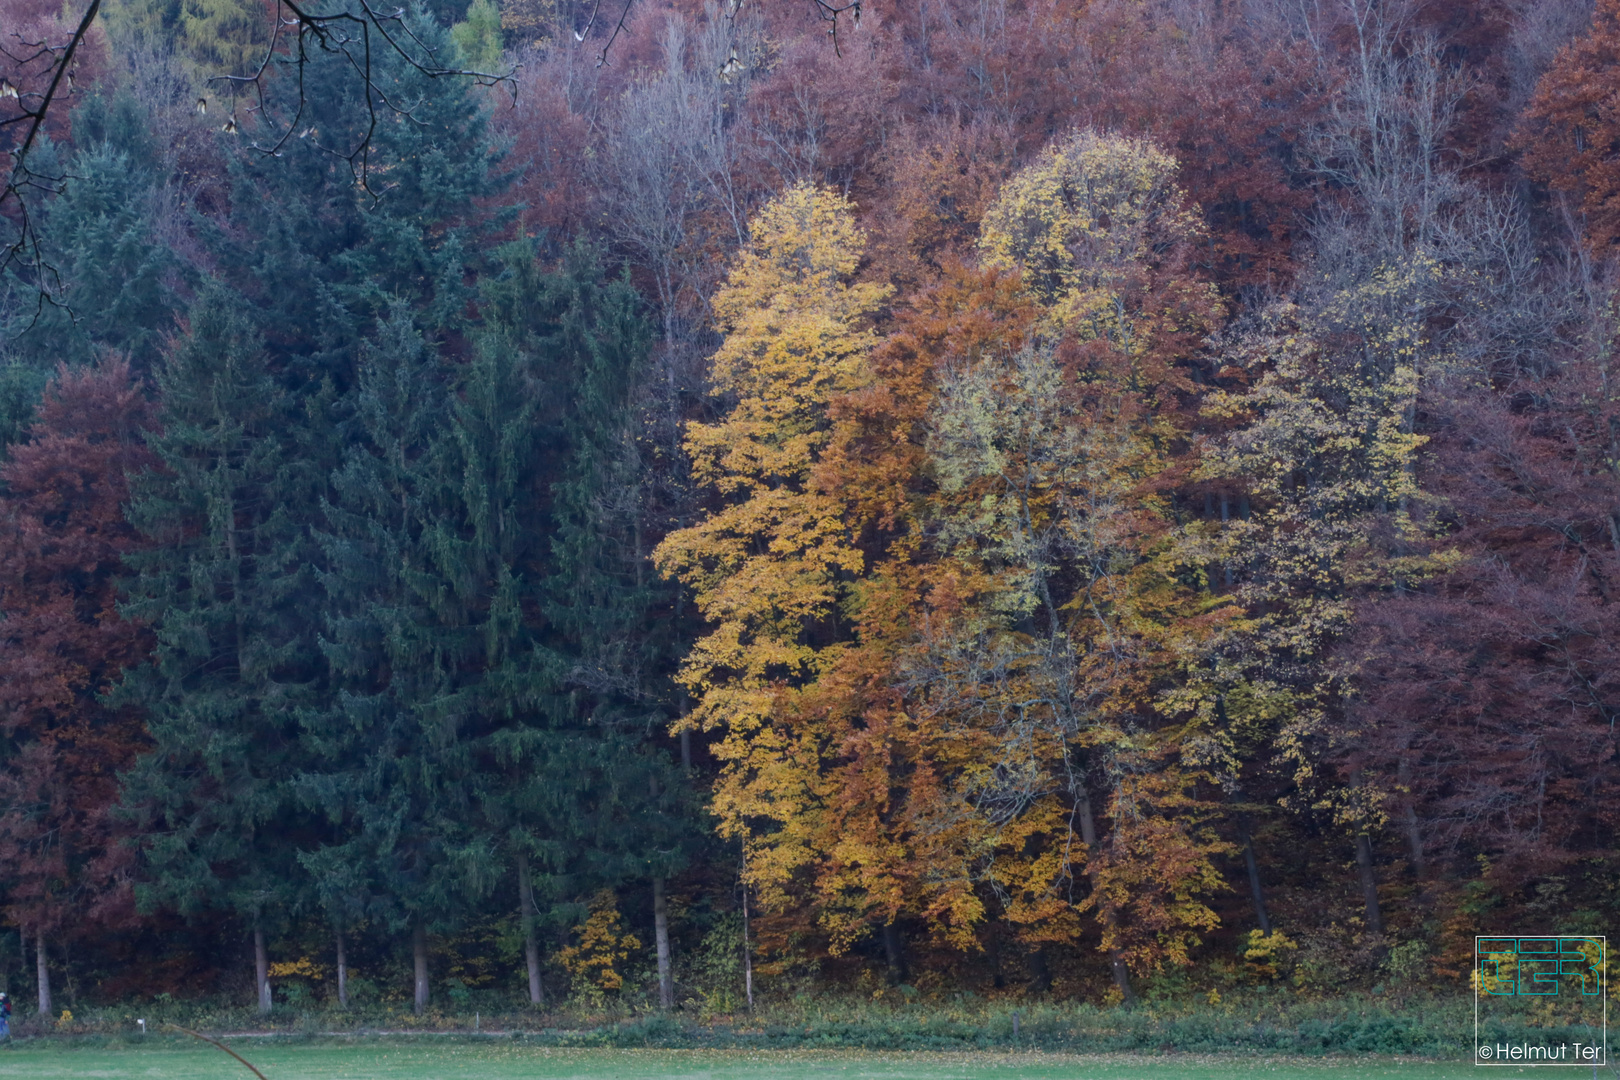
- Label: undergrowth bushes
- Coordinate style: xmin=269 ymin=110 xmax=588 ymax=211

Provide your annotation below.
xmin=4 ymin=992 xmax=1590 ymax=1057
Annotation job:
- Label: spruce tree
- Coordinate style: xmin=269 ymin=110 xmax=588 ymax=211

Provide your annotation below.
xmin=209 ymin=7 xmax=500 ymax=395
xmin=298 ymin=304 xmax=490 ymax=1013
xmin=116 ymin=289 xmax=321 ymax=1013
xmin=479 ymin=242 xmax=698 ymax=1007
xmin=0 ymin=94 xmax=181 ymax=444
xmin=37 ymin=140 xmax=182 ymax=372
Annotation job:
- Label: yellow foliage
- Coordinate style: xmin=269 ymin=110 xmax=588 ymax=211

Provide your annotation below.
xmin=916 ymin=311 xmax=1228 ymax=972
xmin=104 ymin=0 xmax=272 ymax=81
xmin=978 ymin=129 xmax=1209 ymax=338
xmin=555 ymin=890 xmax=642 ymax=993
xmin=654 ymin=183 xmax=890 ymax=906
xmin=1197 ymin=291 xmax=1463 ymax=824
xmin=451 ymin=0 xmax=505 ymax=73
xmin=1243 ymin=928 xmax=1298 ymax=977
xmin=268 ymin=957 xmax=322 ymax=979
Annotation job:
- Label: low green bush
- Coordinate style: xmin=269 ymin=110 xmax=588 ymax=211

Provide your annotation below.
xmin=6 ymin=989 xmax=1569 ymax=1059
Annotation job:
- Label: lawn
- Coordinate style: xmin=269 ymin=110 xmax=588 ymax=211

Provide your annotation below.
xmin=0 ymin=1041 xmax=1501 ymax=1080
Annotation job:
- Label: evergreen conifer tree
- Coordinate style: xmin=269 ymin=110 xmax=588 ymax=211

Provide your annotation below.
xmin=0 ymin=94 xmax=180 ymax=444
xmin=210 ymin=8 xmax=500 ymax=395
xmin=297 ymin=304 xmax=452 ymax=1007
xmin=483 ymin=242 xmax=698 ymax=1008
xmin=117 ymin=290 xmax=321 ymax=1013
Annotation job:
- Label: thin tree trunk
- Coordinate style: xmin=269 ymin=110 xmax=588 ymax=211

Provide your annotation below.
xmin=1355 ymin=833 xmax=1384 ymax=934
xmin=336 ymin=929 xmax=348 ymax=1009
xmin=653 ymin=877 xmax=673 ymax=1009
xmin=1075 ymin=785 xmax=1136 ymax=1003
xmin=1236 ymin=814 xmax=1272 ymax=933
xmin=741 ymin=884 xmax=754 ymax=1011
xmin=254 ymin=927 xmax=271 ymax=1014
xmin=1397 ymin=757 xmax=1426 ymax=878
xmin=413 ymin=924 xmax=430 ymax=1014
xmin=646 ymin=768 xmax=674 ymax=1010
xmin=679 ymin=694 xmax=692 ymax=774
xmin=35 ymin=931 xmax=51 ymax=1017
xmin=517 ymin=852 xmax=543 ymax=1007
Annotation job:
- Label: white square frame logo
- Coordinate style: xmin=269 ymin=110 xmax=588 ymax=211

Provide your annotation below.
xmin=1475 ymin=935 xmax=1606 ymax=1067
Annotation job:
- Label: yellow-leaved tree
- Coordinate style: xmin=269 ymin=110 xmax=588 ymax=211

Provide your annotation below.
xmin=977 ymin=129 xmax=1210 ymax=347
xmin=654 ymin=183 xmax=890 ymax=910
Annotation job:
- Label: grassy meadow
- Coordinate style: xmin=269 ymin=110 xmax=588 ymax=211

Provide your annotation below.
xmin=0 ymin=1042 xmax=1495 ymax=1080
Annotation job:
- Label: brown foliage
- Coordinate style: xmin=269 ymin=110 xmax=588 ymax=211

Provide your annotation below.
xmin=0 ymin=359 xmax=157 ymax=937
xmin=1342 ymin=364 xmax=1620 ymax=892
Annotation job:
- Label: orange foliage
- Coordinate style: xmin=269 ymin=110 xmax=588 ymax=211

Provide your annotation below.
xmin=1520 ymin=0 xmax=1620 ymax=252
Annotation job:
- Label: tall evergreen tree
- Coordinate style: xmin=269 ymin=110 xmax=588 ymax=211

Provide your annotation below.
xmin=0 ymin=93 xmax=181 ymax=446
xmin=119 ymin=9 xmax=508 ymax=1011
xmin=478 ymin=242 xmax=698 ymax=1009
xmin=208 ymin=7 xmax=500 ymax=396
xmin=117 ymin=291 xmax=320 ymax=1013
xmin=298 ymin=304 xmax=452 ymax=1009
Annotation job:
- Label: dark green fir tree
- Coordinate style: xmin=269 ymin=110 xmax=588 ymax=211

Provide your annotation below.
xmin=116 ymin=289 xmax=321 ymax=1014
xmin=479 ymin=242 xmax=700 ymax=1010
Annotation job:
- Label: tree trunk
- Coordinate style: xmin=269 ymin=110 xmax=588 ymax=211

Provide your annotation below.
xmin=1236 ymin=813 xmax=1272 ymax=933
xmin=679 ymin=693 xmax=692 ymax=774
xmin=336 ymin=929 xmax=348 ymax=1008
xmin=1075 ymin=786 xmax=1136 ymax=1003
xmin=517 ymin=852 xmax=543 ymax=1007
xmin=35 ymin=931 xmax=52 ymax=1017
xmin=1355 ymin=833 xmax=1384 ymax=934
xmin=1398 ymin=757 xmax=1426 ymax=878
xmin=254 ymin=927 xmax=271 ymax=1014
xmin=1027 ymin=944 xmax=1052 ymax=994
xmin=413 ymin=924 xmax=430 ymax=1014
xmin=653 ymin=877 xmax=673 ymax=1009
xmin=882 ymin=921 xmax=908 ymax=985
xmin=741 ymin=884 xmax=754 ymax=1011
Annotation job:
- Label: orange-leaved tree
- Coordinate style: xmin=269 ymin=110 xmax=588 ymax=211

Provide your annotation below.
xmin=786 ymin=265 xmax=1039 ymax=969
xmin=899 ymin=129 xmax=1228 ymax=999
xmin=1519 ymin=0 xmax=1620 ymax=253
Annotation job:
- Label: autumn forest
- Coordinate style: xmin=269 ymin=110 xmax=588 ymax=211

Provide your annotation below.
xmin=0 ymin=0 xmax=1617 ymax=1021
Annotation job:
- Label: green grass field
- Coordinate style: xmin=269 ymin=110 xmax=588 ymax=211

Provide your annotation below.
xmin=0 ymin=1041 xmax=1512 ymax=1080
